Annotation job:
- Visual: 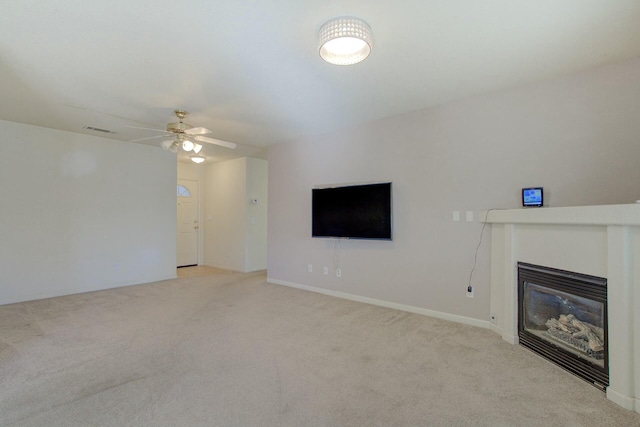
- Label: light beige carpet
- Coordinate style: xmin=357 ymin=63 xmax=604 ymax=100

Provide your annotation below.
xmin=1 ymin=268 xmax=638 ymax=427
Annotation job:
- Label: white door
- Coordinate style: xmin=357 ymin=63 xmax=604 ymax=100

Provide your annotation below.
xmin=177 ymin=179 xmax=199 ymax=267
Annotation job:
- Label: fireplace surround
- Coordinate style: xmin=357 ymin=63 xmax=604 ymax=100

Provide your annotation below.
xmin=485 ymin=204 xmax=639 ymax=413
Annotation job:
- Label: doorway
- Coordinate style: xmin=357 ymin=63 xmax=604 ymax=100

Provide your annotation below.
xmin=177 ymin=179 xmax=199 ymax=267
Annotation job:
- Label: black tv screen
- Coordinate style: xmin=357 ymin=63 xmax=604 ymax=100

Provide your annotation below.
xmin=312 ymin=182 xmax=392 ymax=240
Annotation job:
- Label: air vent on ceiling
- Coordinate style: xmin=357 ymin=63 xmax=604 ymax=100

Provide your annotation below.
xmin=83 ymin=126 xmax=116 ymax=134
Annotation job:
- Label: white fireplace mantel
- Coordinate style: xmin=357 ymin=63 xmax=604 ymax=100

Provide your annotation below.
xmin=484 ymin=204 xmax=639 ymax=413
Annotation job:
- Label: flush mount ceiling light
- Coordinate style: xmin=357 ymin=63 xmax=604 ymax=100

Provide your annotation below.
xmin=191 ymin=156 xmax=205 ymax=164
xmin=319 ymin=17 xmax=372 ymax=65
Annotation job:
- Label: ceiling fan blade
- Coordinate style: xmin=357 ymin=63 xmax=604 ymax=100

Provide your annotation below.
xmin=185 ymin=127 xmax=212 ymax=135
xmin=126 ymin=125 xmax=168 ymax=133
xmin=194 ymin=135 xmax=237 ymax=149
xmin=129 ymin=134 xmax=167 ymax=142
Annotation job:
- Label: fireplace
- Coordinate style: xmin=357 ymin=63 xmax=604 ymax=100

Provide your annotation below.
xmin=518 ymin=262 xmax=608 ymax=391
xmin=486 ymin=204 xmax=639 ymax=411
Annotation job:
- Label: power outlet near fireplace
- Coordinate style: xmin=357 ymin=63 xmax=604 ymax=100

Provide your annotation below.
xmin=466 ymin=285 xmax=474 ymax=298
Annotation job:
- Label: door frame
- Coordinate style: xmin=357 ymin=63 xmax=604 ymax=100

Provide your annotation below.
xmin=177 ymin=177 xmax=203 ymax=267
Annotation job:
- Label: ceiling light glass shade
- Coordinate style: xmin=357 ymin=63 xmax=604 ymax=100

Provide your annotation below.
xmin=169 ymin=143 xmax=179 ymax=154
xmin=319 ymin=17 xmax=372 ymax=65
xmin=182 ymin=140 xmax=195 ymax=152
xmin=191 ymin=156 xmax=205 ymax=164
xmin=161 ymin=140 xmax=173 ymax=150
xmin=193 ymin=143 xmax=202 ymax=154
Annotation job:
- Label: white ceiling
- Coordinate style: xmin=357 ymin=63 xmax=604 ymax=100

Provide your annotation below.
xmin=2 ymin=1 xmax=639 ymax=163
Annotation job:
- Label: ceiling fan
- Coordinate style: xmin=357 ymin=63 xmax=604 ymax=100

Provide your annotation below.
xmin=129 ymin=110 xmax=236 ymax=157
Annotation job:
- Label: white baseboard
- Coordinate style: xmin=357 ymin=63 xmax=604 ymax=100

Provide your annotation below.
xmin=489 ymin=323 xmax=518 ymax=344
xmin=488 ymin=322 xmax=502 ymax=336
xmin=0 ymin=274 xmax=177 ymax=306
xmin=203 ymin=263 xmax=267 ymax=274
xmin=204 ymin=262 xmax=240 ymax=272
xmin=267 ymin=277 xmax=490 ymax=329
xmin=607 ymin=387 xmax=638 ymax=412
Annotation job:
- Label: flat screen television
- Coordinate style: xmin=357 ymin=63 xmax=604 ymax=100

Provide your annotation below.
xmin=522 ymin=187 xmax=543 ymax=207
xmin=312 ymin=182 xmax=392 ymax=240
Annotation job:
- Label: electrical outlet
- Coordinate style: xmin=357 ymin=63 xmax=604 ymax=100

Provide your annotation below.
xmin=466 ymin=286 xmax=474 ymax=298
xmin=336 ymin=269 xmax=342 ymax=277
xmin=308 ymin=264 xmax=313 ymax=273
xmin=490 ymin=313 xmax=497 ymax=324
xmin=323 ymin=267 xmax=328 ymax=275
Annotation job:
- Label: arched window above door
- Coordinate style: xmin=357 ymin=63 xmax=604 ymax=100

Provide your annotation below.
xmin=177 ymin=185 xmax=191 ymax=197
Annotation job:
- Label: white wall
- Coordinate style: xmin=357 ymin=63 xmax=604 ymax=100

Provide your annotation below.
xmin=204 ymin=158 xmax=247 ymax=271
xmin=267 ymin=57 xmax=640 ymax=323
xmin=178 ymin=162 xmax=204 ymax=182
xmin=204 ymin=157 xmax=268 ymax=272
xmin=245 ymin=157 xmax=268 ymax=272
xmin=0 ymin=120 xmax=177 ymax=304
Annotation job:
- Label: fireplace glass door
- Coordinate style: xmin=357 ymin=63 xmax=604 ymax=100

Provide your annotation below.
xmin=522 ymin=282 xmax=605 ymax=368
xmin=518 ymin=262 xmax=608 ymax=390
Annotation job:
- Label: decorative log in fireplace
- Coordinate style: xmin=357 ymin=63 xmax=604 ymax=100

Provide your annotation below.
xmin=518 ymin=262 xmax=608 ymax=391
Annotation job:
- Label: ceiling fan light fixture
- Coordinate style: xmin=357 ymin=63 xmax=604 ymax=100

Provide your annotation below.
xmin=182 ymin=139 xmax=195 ymax=152
xmin=319 ymin=17 xmax=372 ymax=65
xmin=191 ymin=156 xmax=205 ymax=164
xmin=130 ymin=110 xmax=237 ymax=153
